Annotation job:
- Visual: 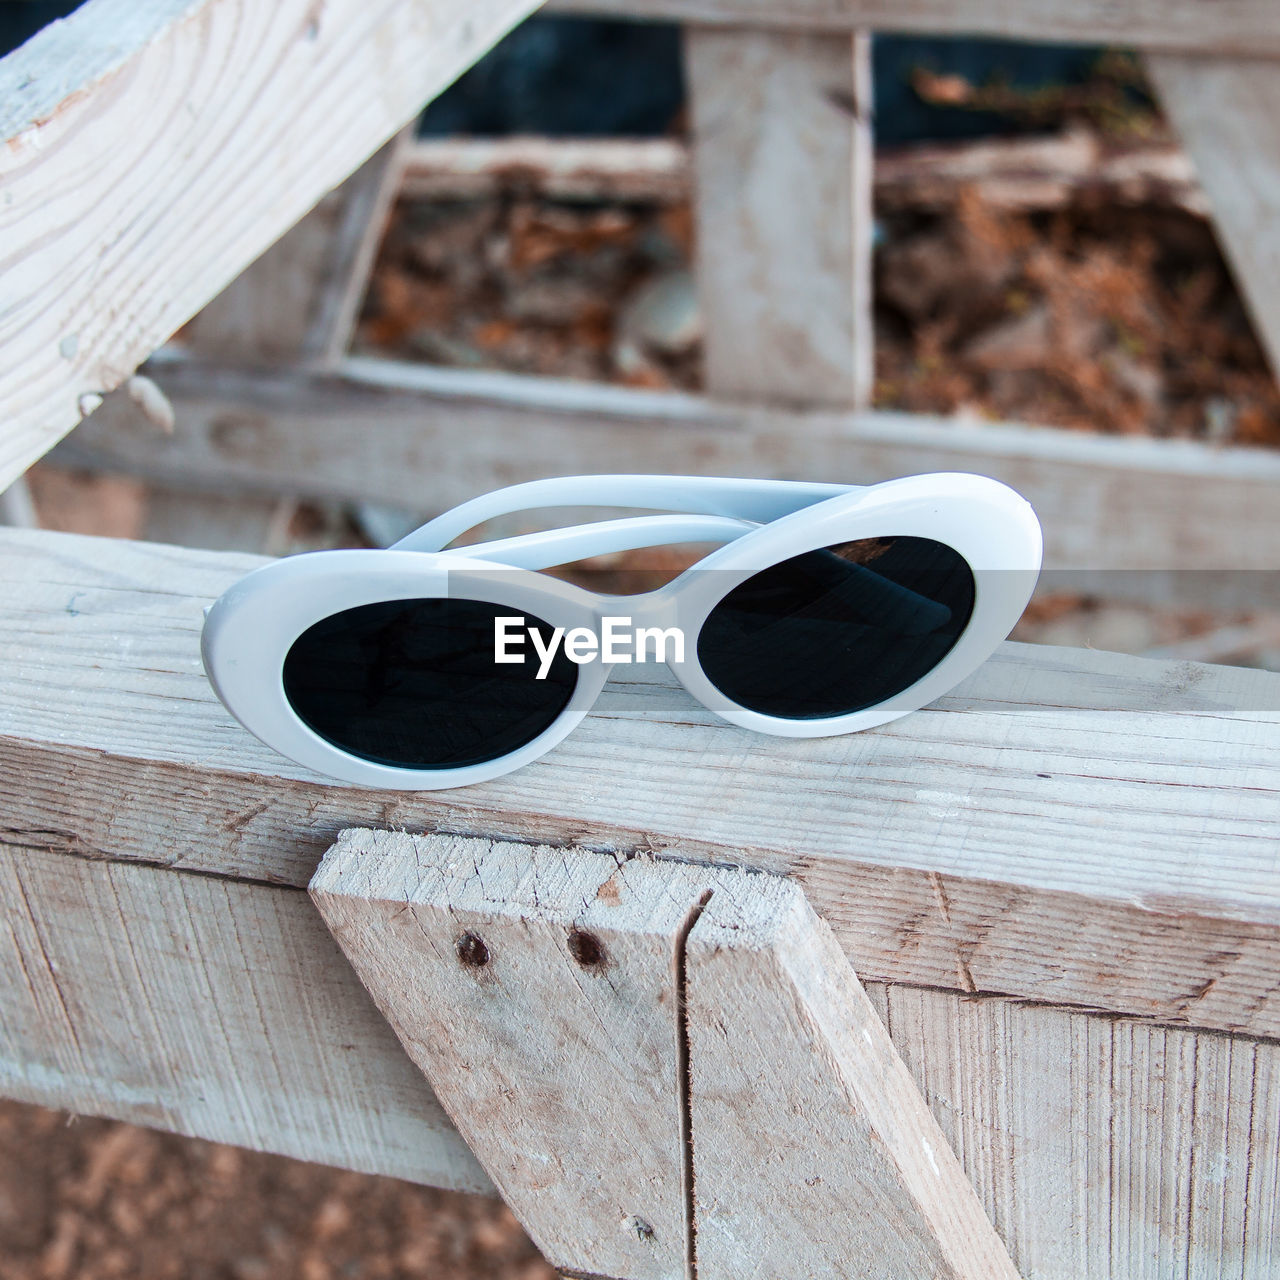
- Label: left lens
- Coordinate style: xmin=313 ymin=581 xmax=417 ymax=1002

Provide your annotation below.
xmin=696 ymin=537 xmax=975 ymax=719
xmin=282 ymin=598 xmax=577 ymax=769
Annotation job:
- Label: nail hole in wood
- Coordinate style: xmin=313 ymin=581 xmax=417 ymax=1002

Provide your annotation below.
xmin=567 ymin=928 xmax=606 ymax=968
xmin=455 ymin=932 xmax=490 ymax=968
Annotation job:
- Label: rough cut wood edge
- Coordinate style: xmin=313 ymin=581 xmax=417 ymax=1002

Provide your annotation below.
xmin=401 ymin=130 xmax=1207 ymax=215
xmin=0 ymin=840 xmax=491 ymax=1195
xmin=1 ymin=526 xmax=1279 ymax=1040
xmin=687 ymin=871 xmax=1019 ymax=1280
xmin=312 ymin=830 xmax=699 ymax=1280
xmin=0 ymin=0 xmax=540 ymax=490
xmin=181 ymin=131 xmax=409 ymax=367
xmin=59 ymin=353 xmax=1280 ymax=582
xmin=1147 ymin=53 xmax=1280 ymax=382
xmin=547 ymin=0 xmax=1280 ymax=57
xmin=685 ymin=27 xmax=873 ymax=407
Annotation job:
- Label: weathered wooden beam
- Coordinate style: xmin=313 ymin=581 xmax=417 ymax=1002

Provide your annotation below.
xmin=685 ymin=26 xmax=874 ymax=407
xmin=59 ymin=355 xmax=1280 ymax=586
xmin=2 ymin=526 xmax=1278 ymax=1041
xmin=402 ymin=130 xmax=1207 ymax=215
xmin=312 ymin=831 xmax=1020 ymax=1280
xmin=0 ymin=0 xmax=540 ymax=490
xmin=0 ymin=529 xmax=1277 ymax=1274
xmin=400 ymin=136 xmax=692 ymax=204
xmin=548 ymin=0 xmax=1280 ymax=58
xmin=0 ymin=841 xmax=490 ymax=1194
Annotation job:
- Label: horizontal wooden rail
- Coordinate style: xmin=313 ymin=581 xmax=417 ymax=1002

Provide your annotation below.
xmin=548 ymin=0 xmax=1280 ymax=57
xmin=57 ymin=353 xmax=1280 ymax=588
xmin=2 ymin=526 xmax=1278 ymax=1038
xmin=401 ymin=130 xmax=1207 ymax=215
xmin=0 ymin=0 xmax=539 ymax=492
xmin=2 ymin=527 xmax=1278 ymax=1276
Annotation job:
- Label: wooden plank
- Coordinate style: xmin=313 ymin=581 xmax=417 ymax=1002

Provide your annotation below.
xmin=314 ymin=831 xmax=1018 ymax=1279
xmin=311 ymin=831 xmax=696 ymax=1280
xmin=686 ymin=870 xmax=1018 ymax=1280
xmin=0 ymin=0 xmax=540 ymax=490
xmin=865 ymin=983 xmax=1280 ymax=1280
xmin=547 ymin=0 xmax=1280 ymax=57
xmin=401 ymin=131 xmax=1207 ymax=215
xmin=1147 ymin=54 xmax=1280 ymax=380
xmin=2 ymin=527 xmax=1279 ymax=1042
xmin=59 ymin=355 xmax=1280 ymax=585
xmin=6 ymin=828 xmax=1276 ymax=1277
xmin=181 ymin=132 xmax=410 ymax=366
xmin=685 ymin=28 xmax=873 ymax=407
xmin=0 ymin=840 xmax=490 ymax=1195
xmin=401 ymin=136 xmax=691 ymax=204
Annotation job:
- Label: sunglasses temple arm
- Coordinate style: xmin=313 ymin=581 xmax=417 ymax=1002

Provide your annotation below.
xmin=390 ymin=475 xmax=862 ymax=553
xmin=420 ymin=514 xmax=756 ymax=570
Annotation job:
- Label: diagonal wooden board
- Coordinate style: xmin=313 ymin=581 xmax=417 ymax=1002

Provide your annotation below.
xmin=1147 ymin=53 xmax=1280 ymax=383
xmin=310 ymin=829 xmax=1021 ymax=1280
xmin=0 ymin=0 xmax=541 ymax=491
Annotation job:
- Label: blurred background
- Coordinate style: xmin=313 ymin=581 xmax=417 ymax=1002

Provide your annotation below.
xmin=3 ymin=6 xmax=1279 ymax=1278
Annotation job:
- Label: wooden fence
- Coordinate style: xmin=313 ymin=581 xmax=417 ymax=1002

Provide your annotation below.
xmin=3 ymin=2 xmax=1280 ymax=1277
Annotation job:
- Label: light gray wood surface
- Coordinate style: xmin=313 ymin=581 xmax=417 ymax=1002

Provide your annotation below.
xmin=314 ymin=831 xmax=1019 ymax=1280
xmin=2 ymin=527 xmax=1278 ymax=1041
xmin=548 ymin=0 xmax=1280 ymax=56
xmin=0 ymin=525 xmax=1276 ymax=1274
xmin=312 ymin=831 xmax=695 ymax=1280
xmin=686 ymin=870 xmax=1019 ymax=1280
xmin=1148 ymin=54 xmax=1280 ymax=380
xmin=0 ymin=841 xmax=490 ymax=1194
xmin=181 ymin=133 xmax=408 ymax=366
xmin=686 ymin=27 xmax=873 ymax=407
xmin=0 ymin=0 xmax=539 ymax=490
xmin=59 ymin=354 xmax=1280 ymax=585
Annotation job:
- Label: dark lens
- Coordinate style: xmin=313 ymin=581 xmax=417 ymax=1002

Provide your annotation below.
xmin=282 ymin=599 xmax=577 ymax=769
xmin=697 ymin=537 xmax=974 ymax=719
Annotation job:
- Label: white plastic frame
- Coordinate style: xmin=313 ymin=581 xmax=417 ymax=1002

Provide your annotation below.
xmin=202 ymin=473 xmax=1042 ymax=790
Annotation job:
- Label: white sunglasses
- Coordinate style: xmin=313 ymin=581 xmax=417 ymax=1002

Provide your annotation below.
xmin=202 ymin=473 xmax=1042 ymax=790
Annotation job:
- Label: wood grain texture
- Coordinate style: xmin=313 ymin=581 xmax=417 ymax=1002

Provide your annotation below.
xmin=181 ymin=132 xmax=409 ymax=366
xmin=685 ymin=27 xmax=873 ymax=407
xmin=0 ymin=841 xmax=490 ymax=1194
xmin=1 ymin=527 xmax=1279 ymax=1042
xmin=864 ymin=982 xmax=1280 ymax=1280
xmin=1147 ymin=53 xmax=1280 ymax=379
xmin=0 ymin=0 xmax=539 ymax=489
xmin=547 ymin=0 xmax=1280 ymax=57
xmin=6 ymin=824 xmax=1276 ymax=1276
xmin=58 ymin=355 xmax=1280 ymax=582
xmin=687 ymin=873 xmax=1018 ymax=1280
xmin=311 ymin=829 xmax=694 ymax=1280
xmin=314 ymin=831 xmax=1018 ymax=1279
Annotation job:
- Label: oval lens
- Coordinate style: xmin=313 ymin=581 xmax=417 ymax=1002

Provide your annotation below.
xmin=697 ymin=537 xmax=975 ymax=719
xmin=283 ymin=599 xmax=577 ymax=769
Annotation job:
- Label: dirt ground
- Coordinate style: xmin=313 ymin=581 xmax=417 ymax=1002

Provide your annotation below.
xmin=0 ymin=1104 xmax=554 ymax=1280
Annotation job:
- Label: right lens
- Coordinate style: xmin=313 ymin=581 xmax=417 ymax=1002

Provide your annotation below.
xmin=697 ymin=536 xmax=975 ymax=719
xmin=282 ymin=598 xmax=577 ymax=769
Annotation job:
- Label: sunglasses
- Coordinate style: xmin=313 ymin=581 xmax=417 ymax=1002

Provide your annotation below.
xmin=202 ymin=473 xmax=1042 ymax=790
